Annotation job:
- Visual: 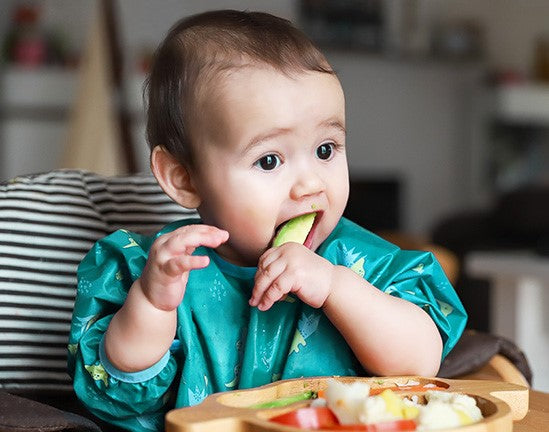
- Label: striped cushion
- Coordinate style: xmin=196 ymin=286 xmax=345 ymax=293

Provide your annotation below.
xmin=0 ymin=169 xmax=197 ymax=393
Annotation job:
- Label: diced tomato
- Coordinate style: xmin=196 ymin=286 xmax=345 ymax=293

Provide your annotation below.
xmin=270 ymin=407 xmax=338 ymax=428
xmin=269 ymin=407 xmax=416 ymax=431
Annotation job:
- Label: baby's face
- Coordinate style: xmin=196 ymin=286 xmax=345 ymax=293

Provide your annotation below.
xmin=189 ymin=65 xmax=349 ymax=266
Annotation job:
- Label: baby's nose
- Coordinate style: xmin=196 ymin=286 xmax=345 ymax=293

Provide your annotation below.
xmin=290 ymin=170 xmax=324 ymax=200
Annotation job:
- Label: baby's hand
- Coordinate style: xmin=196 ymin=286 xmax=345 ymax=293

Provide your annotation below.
xmin=140 ymin=225 xmax=229 ymax=311
xmin=250 ymin=243 xmax=334 ymax=311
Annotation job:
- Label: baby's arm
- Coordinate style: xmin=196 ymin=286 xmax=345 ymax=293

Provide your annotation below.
xmin=104 ymin=225 xmax=228 ymax=372
xmin=322 ymin=266 xmax=442 ymax=376
xmin=252 ymin=243 xmax=442 ymax=376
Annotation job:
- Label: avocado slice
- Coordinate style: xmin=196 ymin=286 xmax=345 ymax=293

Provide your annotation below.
xmin=273 ymin=213 xmax=316 ymax=247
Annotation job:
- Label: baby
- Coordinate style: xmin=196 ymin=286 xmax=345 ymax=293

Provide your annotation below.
xmin=68 ymin=10 xmax=467 ymax=431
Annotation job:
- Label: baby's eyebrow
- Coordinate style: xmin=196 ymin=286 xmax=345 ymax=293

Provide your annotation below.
xmin=320 ymin=118 xmax=346 ymax=135
xmin=243 ymin=119 xmax=345 ymax=155
xmin=244 ymin=128 xmax=291 ymax=153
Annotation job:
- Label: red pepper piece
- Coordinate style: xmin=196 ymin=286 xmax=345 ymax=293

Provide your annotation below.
xmin=270 ymin=407 xmax=338 ymax=428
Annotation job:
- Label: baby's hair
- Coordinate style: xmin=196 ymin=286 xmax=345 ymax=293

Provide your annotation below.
xmin=145 ymin=9 xmax=334 ymax=167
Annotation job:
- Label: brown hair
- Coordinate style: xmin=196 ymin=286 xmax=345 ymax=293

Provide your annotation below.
xmin=145 ymin=9 xmax=334 ymax=166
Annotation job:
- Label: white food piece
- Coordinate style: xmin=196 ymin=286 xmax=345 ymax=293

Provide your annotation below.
xmin=325 ymin=379 xmax=370 ymax=424
xmin=418 ymin=391 xmax=483 ymax=430
xmin=358 ymin=395 xmax=402 ymax=424
xmin=310 ymin=397 xmax=327 ymax=407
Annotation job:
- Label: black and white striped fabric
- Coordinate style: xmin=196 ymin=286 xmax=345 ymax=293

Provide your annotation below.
xmin=0 ymin=169 xmax=197 ymax=393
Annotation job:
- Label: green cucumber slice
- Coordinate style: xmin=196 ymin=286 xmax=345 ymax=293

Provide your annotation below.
xmin=273 ymin=213 xmax=316 ymax=247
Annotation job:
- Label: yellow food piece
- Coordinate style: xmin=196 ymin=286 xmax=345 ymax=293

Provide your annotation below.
xmin=403 ymin=405 xmax=420 ymax=419
xmin=379 ymin=389 xmax=419 ymax=420
xmin=456 ymin=408 xmax=474 ymax=425
xmin=380 ymin=389 xmax=403 ymax=417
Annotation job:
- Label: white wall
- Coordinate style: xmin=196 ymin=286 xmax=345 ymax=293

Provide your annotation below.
xmin=327 ymin=53 xmax=485 ymax=234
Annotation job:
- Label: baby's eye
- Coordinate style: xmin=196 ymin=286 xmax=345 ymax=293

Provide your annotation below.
xmin=316 ymin=142 xmax=334 ymax=160
xmin=254 ymin=154 xmax=281 ymax=171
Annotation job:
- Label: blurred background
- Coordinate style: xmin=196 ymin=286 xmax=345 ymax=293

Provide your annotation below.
xmin=2 ymin=0 xmax=549 ymax=236
xmin=1 ymin=0 xmax=549 ymax=387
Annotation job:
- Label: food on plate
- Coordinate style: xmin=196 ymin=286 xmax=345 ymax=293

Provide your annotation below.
xmin=270 ymin=407 xmax=416 ymax=430
xmin=269 ymin=379 xmax=484 ymax=430
xmin=270 ymin=407 xmax=338 ymax=429
xmin=417 ymin=391 xmax=483 ymax=429
xmin=250 ymin=390 xmax=315 ymax=409
xmin=273 ymin=212 xmax=316 ymax=247
xmin=324 ymin=379 xmax=371 ymax=424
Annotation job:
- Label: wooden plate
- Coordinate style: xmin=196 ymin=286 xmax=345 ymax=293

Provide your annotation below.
xmin=165 ymin=376 xmax=529 ymax=432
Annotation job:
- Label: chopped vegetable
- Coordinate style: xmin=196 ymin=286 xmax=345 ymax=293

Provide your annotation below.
xmin=250 ymin=390 xmax=316 ymax=409
xmin=325 ymin=378 xmax=371 ymax=424
xmin=270 ymin=407 xmax=338 ymax=428
xmin=269 ymin=407 xmax=416 ymax=430
xmin=267 ymin=380 xmax=482 ymax=431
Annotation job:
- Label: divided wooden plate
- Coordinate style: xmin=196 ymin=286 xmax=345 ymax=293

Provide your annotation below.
xmin=165 ymin=376 xmax=529 ymax=432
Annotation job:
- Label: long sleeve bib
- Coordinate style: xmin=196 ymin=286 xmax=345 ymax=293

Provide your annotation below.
xmin=68 ymin=217 xmax=466 ymax=431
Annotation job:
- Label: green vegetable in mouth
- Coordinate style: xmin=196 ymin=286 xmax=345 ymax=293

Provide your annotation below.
xmin=249 ymin=390 xmax=316 ymax=409
xmin=273 ymin=213 xmax=316 ymax=247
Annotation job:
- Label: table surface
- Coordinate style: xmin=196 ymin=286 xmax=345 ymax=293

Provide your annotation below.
xmin=515 ymin=390 xmax=549 ymax=431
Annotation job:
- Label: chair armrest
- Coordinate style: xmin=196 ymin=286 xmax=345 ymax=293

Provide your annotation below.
xmin=459 ymin=354 xmax=530 ymax=387
xmin=439 ymin=330 xmax=532 ymax=386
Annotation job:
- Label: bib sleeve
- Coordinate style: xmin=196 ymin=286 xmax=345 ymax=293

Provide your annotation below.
xmin=67 ymin=229 xmax=179 ymax=432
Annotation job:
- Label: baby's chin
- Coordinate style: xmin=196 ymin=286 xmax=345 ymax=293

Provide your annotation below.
xmin=307 ymin=219 xmax=335 ymax=251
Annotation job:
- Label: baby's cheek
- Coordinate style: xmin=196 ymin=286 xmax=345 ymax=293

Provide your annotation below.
xmin=238 ymin=208 xmax=274 ymax=240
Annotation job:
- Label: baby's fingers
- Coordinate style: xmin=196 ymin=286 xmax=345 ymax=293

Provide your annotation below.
xmin=255 ymin=274 xmax=294 ymax=311
xmin=250 ymin=257 xmax=287 ymax=309
xmin=160 ymin=225 xmax=229 ymax=254
xmin=162 ymin=254 xmax=210 ymax=277
xmin=250 ymin=259 xmax=291 ymax=311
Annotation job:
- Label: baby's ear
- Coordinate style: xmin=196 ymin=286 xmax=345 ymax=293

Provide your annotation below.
xmin=150 ymin=146 xmax=201 ymax=209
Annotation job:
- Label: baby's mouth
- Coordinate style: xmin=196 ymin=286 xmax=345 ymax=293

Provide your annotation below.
xmin=272 ymin=212 xmax=321 ymax=249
